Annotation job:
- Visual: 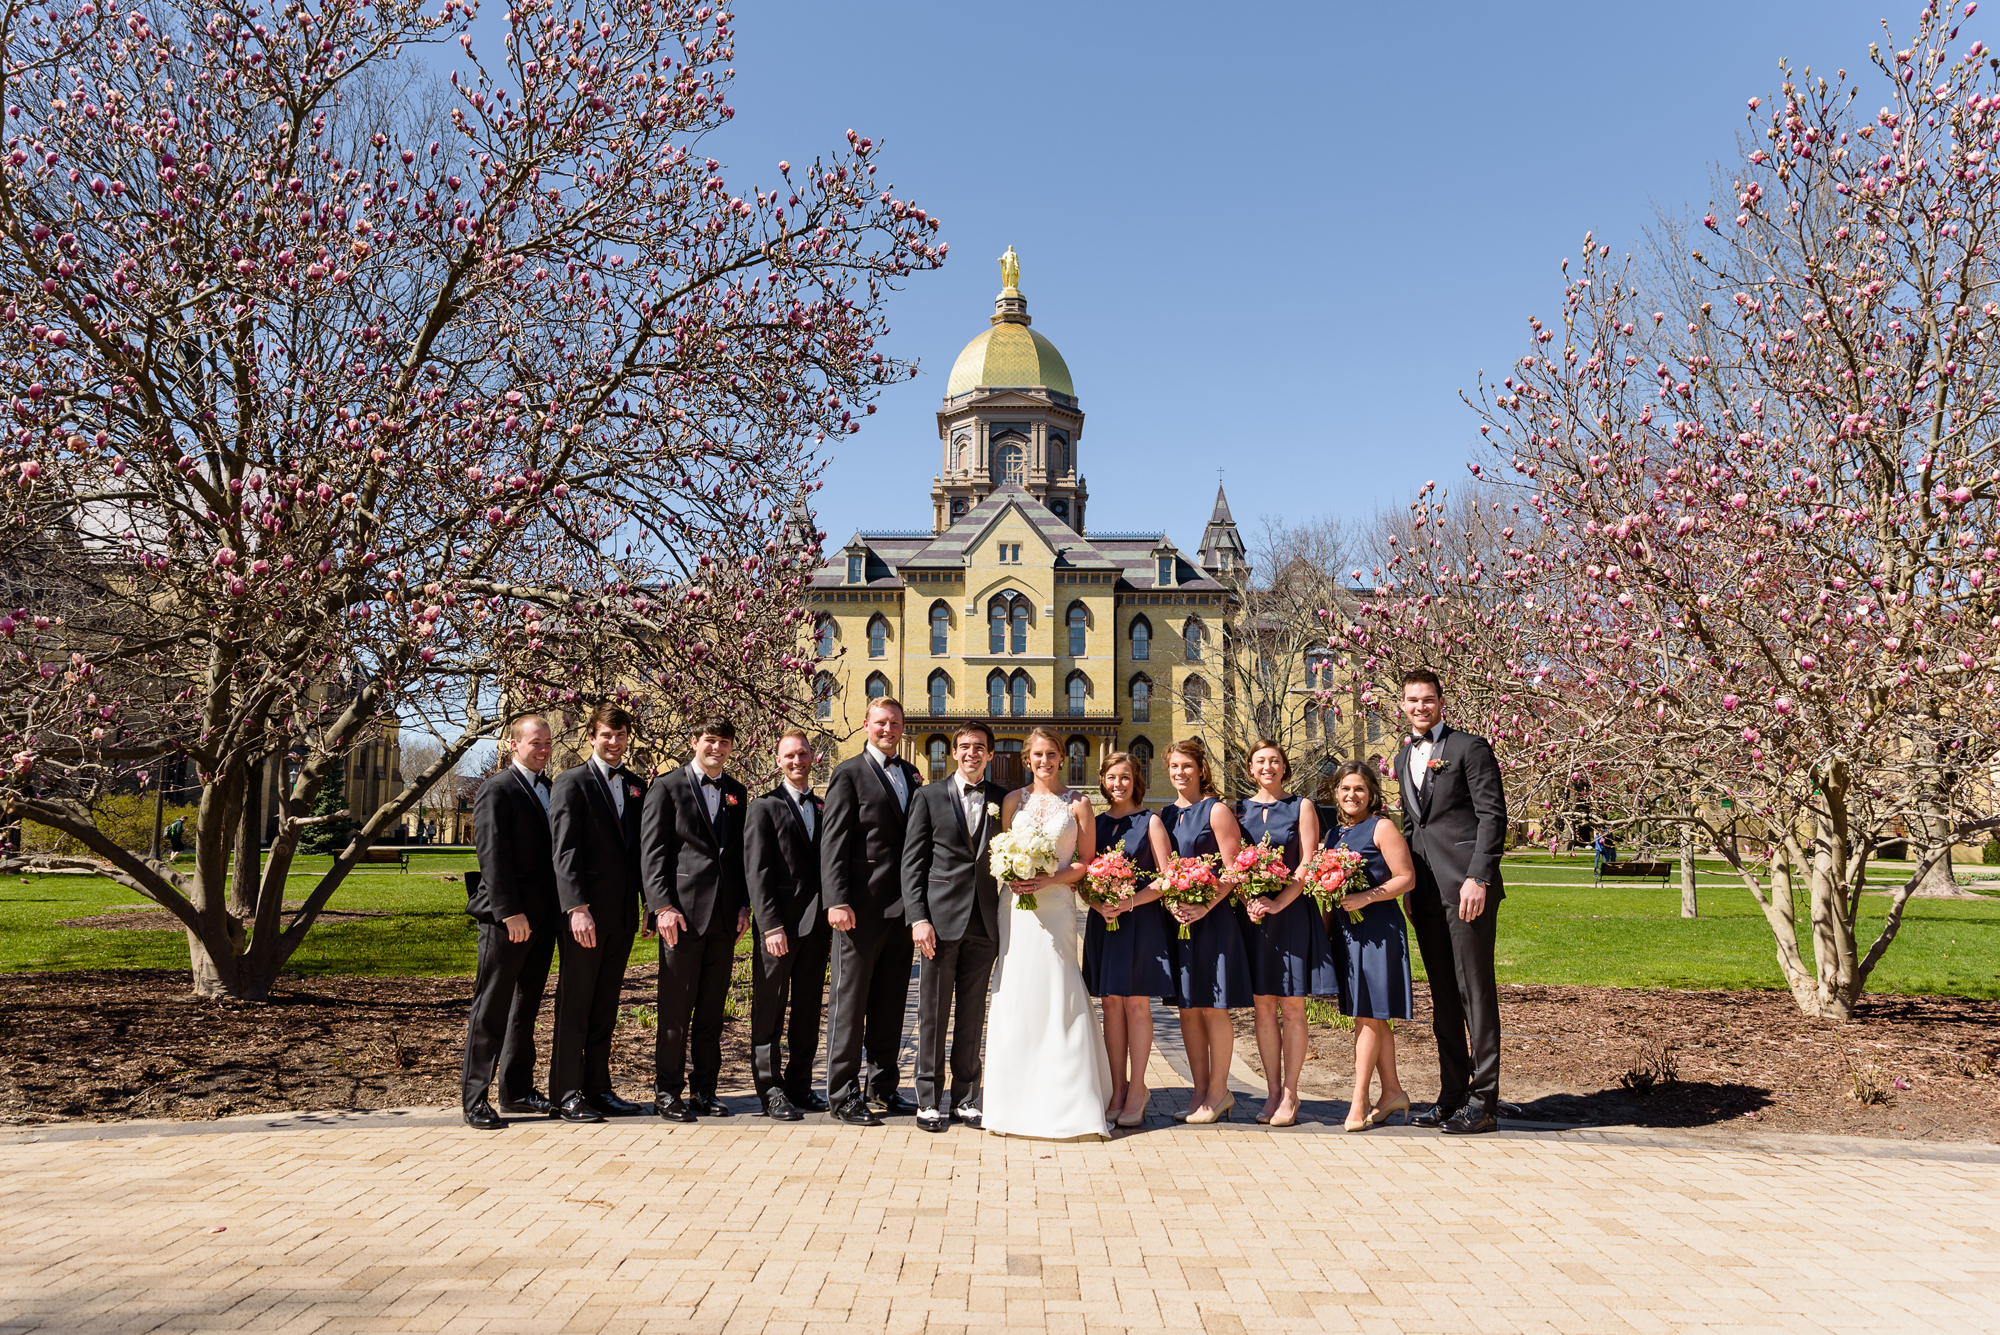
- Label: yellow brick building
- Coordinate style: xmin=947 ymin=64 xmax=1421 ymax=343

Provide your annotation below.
xmin=805 ymin=260 xmax=1373 ymax=804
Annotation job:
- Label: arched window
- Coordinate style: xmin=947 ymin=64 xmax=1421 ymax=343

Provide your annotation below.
xmin=927 ymin=736 xmax=950 ymax=782
xmin=1010 ymin=671 xmax=1029 ymax=718
xmin=928 ymin=669 xmax=949 ymax=717
xmin=953 ymin=437 xmax=970 ymax=473
xmin=866 ymin=672 xmax=889 ymax=701
xmin=1066 ymin=737 xmax=1088 ymax=786
xmin=1304 ymin=703 xmax=1319 ymax=741
xmin=1183 ymin=618 xmax=1205 ymax=662
xmin=989 ymin=591 xmax=1029 ymax=655
xmin=929 ymin=601 xmax=951 ymax=656
xmin=1011 ymin=602 xmax=1029 ymax=654
xmin=814 ymin=615 xmax=834 ymax=659
xmin=1366 ymin=712 xmax=1383 ymax=742
xmin=813 ymin=672 xmax=834 ymax=720
xmin=1184 ymin=675 xmax=1208 ymax=723
xmin=1067 ymin=602 xmax=1087 ymax=657
xmin=988 ymin=670 xmax=1007 ymax=716
xmin=1129 ymin=615 xmax=1151 ymax=662
xmin=1129 ymin=674 xmax=1152 ymax=723
xmin=1306 ymin=653 xmax=1331 ymax=690
xmin=1049 ymin=439 xmax=1068 ymax=475
xmin=989 ymin=598 xmax=1007 ymax=653
xmin=995 ymin=440 xmax=1025 ymax=483
xmin=1129 ymin=737 xmax=1153 ymax=788
xmin=867 ymin=614 xmax=888 ymax=659
xmin=1066 ymin=671 xmax=1088 ymax=717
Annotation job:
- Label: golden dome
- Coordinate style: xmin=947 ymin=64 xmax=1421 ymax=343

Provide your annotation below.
xmin=945 ymin=321 xmax=1074 ymax=398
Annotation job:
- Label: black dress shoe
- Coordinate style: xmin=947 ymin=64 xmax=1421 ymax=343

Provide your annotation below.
xmin=916 ymin=1109 xmax=950 ymax=1133
xmin=556 ymin=1093 xmax=605 ymax=1123
xmin=874 ymin=1092 xmax=919 ymax=1116
xmin=831 ymin=1097 xmax=882 ymax=1127
xmin=952 ymin=1106 xmax=982 ymax=1130
xmin=1441 ymin=1102 xmax=1499 ymax=1135
xmin=1412 ymin=1100 xmax=1463 ymax=1129
xmin=761 ymin=1089 xmax=804 ymax=1122
xmin=464 ymin=1098 xmax=504 ymax=1131
xmin=496 ymin=1090 xmax=552 ymax=1117
xmin=584 ymin=1092 xmax=644 ymax=1118
xmin=787 ymin=1089 xmax=829 ymax=1113
xmin=689 ymin=1092 xmax=732 ymax=1118
xmin=655 ymin=1094 xmax=697 ymax=1123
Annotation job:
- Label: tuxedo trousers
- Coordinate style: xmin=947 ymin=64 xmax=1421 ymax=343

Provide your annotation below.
xmin=549 ymin=916 xmax=636 ymax=1101
xmin=654 ymin=921 xmax=738 ymax=1097
xmin=1404 ymin=880 xmax=1501 ymax=1109
xmin=824 ymin=916 xmax=914 ymax=1106
xmin=913 ymin=925 xmax=996 ymax=1113
xmin=750 ymin=926 xmax=830 ymax=1098
xmin=460 ymin=922 xmax=556 ymax=1110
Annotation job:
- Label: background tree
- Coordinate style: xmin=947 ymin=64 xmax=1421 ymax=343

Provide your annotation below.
xmin=1351 ymin=3 xmax=2000 ymax=1018
xmin=0 ymin=0 xmax=944 ymax=997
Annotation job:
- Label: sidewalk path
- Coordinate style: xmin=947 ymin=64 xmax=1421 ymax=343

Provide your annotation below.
xmin=2 ymin=1112 xmax=1995 ymax=1333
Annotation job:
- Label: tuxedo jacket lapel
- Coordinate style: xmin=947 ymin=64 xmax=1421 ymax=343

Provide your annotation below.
xmin=583 ymin=763 xmax=626 ymax=843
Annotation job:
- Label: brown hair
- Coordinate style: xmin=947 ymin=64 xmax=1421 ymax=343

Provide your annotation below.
xmin=507 ymin=713 xmax=550 ymax=742
xmin=1099 ymin=750 xmax=1148 ymax=803
xmin=954 ymin=720 xmax=995 ymax=748
xmin=1400 ymin=668 xmax=1443 ymax=696
xmin=1245 ymin=736 xmax=1290 ymax=782
xmin=1165 ymin=737 xmax=1220 ymax=798
xmin=1328 ymin=759 xmax=1386 ymax=816
xmin=1023 ymin=725 xmax=1062 ymax=753
xmin=865 ymin=696 xmax=905 ymax=718
xmin=776 ymin=727 xmax=811 ymax=746
xmin=586 ymin=703 xmax=633 ymax=736
xmin=689 ymin=715 xmax=737 ymax=741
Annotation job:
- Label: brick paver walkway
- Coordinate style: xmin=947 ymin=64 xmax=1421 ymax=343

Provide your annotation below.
xmin=3 ymin=1111 xmax=1996 ymax=1334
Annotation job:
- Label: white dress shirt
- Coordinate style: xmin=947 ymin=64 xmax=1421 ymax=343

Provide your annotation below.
xmin=783 ymin=779 xmax=815 ymax=838
xmin=514 ymin=761 xmax=551 ymax=814
xmin=689 ymin=760 xmax=723 ymax=820
xmin=952 ymin=772 xmax=986 ymax=841
xmin=866 ymin=742 xmax=908 ymax=808
xmin=591 ymin=754 xmax=624 ymax=817
xmin=1408 ymin=723 xmax=1445 ymax=793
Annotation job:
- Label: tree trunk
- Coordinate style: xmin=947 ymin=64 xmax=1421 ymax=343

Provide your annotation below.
xmin=1911 ymin=840 xmax=1978 ymax=898
xmin=1679 ymin=826 xmax=1698 ymax=919
xmin=185 ymin=914 xmax=269 ymax=1001
xmin=229 ymin=767 xmax=261 ymax=920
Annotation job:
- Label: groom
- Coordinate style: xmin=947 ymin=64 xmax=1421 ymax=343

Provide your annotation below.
xmin=1394 ymin=668 xmax=1508 ymax=1135
xmin=901 ymin=722 xmax=1008 ymax=1133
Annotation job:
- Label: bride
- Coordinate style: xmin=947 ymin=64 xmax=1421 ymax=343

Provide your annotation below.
xmin=984 ymin=727 xmax=1115 ymax=1139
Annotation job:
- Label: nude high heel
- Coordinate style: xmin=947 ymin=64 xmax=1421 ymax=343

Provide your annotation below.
xmin=1186 ymin=1093 xmax=1234 ymax=1125
xmin=1365 ymin=1093 xmax=1412 ymax=1129
xmin=1115 ymin=1085 xmax=1149 ymax=1128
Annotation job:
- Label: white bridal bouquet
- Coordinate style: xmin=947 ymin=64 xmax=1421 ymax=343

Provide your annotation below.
xmin=988 ymin=825 xmax=1058 ymax=911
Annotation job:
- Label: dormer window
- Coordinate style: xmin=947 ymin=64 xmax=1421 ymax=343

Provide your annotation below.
xmin=846 ymin=554 xmax=864 ymax=584
xmin=1218 ymin=551 xmax=1233 ymax=572
xmin=1156 ymin=557 xmax=1173 ymax=586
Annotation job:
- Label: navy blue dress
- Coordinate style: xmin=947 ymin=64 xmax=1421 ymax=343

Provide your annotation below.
xmin=1083 ymin=810 xmax=1175 ymax=999
xmin=1163 ymin=797 xmax=1252 ymax=1010
xmin=1235 ymin=796 xmax=1339 ymax=998
xmin=1330 ymin=815 xmax=1413 ymax=1019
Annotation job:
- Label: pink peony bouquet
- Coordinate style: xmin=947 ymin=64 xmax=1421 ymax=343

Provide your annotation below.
xmin=1230 ymin=836 xmax=1292 ymax=906
xmin=1079 ymin=848 xmax=1141 ymax=930
xmin=1298 ymin=846 xmax=1369 ymax=923
xmin=1153 ymin=854 xmax=1222 ymax=940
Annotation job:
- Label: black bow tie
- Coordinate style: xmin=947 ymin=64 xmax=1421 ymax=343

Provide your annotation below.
xmin=534 ymin=774 xmax=551 ymax=790
xmin=698 ymin=774 xmax=719 ymax=788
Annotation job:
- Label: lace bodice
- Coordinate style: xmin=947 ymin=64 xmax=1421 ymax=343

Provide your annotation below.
xmin=1016 ymin=788 xmax=1081 ymax=868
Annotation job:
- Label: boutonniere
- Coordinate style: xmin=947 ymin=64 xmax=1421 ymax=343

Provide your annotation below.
xmin=627 ymin=782 xmax=643 ymax=800
xmin=986 ymin=802 xmax=1001 ymax=819
xmin=725 ymin=793 xmax=740 ymax=807
xmin=1426 ymin=756 xmax=1450 ymax=774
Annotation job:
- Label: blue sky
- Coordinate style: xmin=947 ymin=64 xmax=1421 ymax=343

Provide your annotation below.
xmin=700 ymin=0 xmax=1915 ymax=557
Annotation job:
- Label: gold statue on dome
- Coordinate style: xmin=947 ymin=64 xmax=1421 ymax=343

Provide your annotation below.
xmin=999 ymin=246 xmax=1020 ymax=292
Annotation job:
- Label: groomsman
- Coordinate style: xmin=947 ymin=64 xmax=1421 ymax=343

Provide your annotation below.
xmin=460 ymin=714 xmax=559 ymax=1130
xmin=820 ymin=697 xmax=924 ymax=1126
xmin=901 ymin=722 xmax=1007 ymax=1133
xmin=548 ymin=703 xmax=647 ymax=1123
xmin=640 ymin=716 xmax=750 ymax=1121
xmin=1393 ymin=668 xmax=1508 ymax=1135
xmin=744 ymin=729 xmax=828 ymax=1121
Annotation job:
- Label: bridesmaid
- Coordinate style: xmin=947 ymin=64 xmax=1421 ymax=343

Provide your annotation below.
xmin=1083 ymin=751 xmax=1175 ymax=1128
xmin=1236 ymin=739 xmax=1338 ymax=1128
xmin=1160 ymin=736 xmax=1249 ymax=1124
xmin=1324 ymin=760 xmax=1416 ymax=1131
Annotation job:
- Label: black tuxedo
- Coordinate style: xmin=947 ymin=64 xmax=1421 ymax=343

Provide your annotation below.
xmin=1395 ymin=723 xmax=1508 ymax=1112
xmin=819 ymin=748 xmax=924 ymax=1107
xmin=547 ymin=758 xmax=644 ymax=1101
xmin=744 ymin=783 xmax=826 ymax=1099
xmin=461 ymin=764 xmax=559 ymax=1112
xmin=640 ymin=765 xmax=750 ymax=1098
xmin=901 ymin=775 xmax=1008 ymax=1112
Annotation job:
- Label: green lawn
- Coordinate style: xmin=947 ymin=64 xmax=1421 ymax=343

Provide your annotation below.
xmin=1 ymin=851 xmax=1995 ymax=998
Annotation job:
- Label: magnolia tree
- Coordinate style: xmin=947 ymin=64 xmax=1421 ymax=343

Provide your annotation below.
xmin=1350 ymin=3 xmax=2000 ymax=1020
xmin=0 ymin=0 xmax=945 ymax=998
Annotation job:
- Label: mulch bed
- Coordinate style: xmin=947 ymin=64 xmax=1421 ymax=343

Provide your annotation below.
xmin=2 ymin=969 xmax=1995 ymax=1143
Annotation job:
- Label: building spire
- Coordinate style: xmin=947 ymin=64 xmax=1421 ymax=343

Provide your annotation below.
xmin=1198 ymin=483 xmax=1245 ymax=577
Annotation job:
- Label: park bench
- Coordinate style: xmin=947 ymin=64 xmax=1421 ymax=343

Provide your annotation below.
xmin=355 ymin=846 xmax=410 ymax=872
xmin=1595 ymin=859 xmax=1670 ymax=888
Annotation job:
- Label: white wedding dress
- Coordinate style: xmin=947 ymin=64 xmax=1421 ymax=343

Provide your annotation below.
xmin=982 ymin=789 xmax=1113 ymax=1140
